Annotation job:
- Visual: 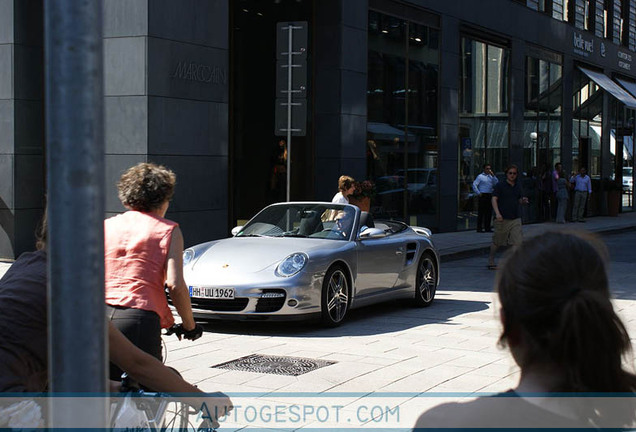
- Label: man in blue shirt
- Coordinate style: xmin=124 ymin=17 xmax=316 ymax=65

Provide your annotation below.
xmin=472 ymin=163 xmax=499 ymax=232
xmin=488 ymin=164 xmax=528 ymax=269
xmin=570 ymin=167 xmax=592 ymax=222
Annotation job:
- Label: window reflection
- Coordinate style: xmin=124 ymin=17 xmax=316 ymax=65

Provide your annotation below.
xmin=367 ymin=10 xmax=439 ymax=230
xmin=609 ymin=97 xmax=634 ymax=212
xmin=458 ymin=37 xmax=510 ymax=230
xmin=523 ymin=56 xmax=563 ymax=223
xmin=572 ymin=67 xmax=602 ymax=216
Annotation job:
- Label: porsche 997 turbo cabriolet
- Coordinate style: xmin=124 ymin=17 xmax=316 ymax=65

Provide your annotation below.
xmin=181 ymin=202 xmax=439 ymax=326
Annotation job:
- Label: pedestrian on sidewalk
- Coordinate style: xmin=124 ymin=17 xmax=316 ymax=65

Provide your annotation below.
xmin=571 ymin=167 xmax=592 ymax=222
xmin=555 ymin=167 xmax=570 ymax=224
xmin=413 ymin=231 xmax=636 ymax=429
xmin=551 ymin=162 xmax=562 ymax=220
xmin=488 ymin=164 xmax=528 ymax=270
xmin=332 ymin=175 xmax=356 ymax=204
xmin=472 ymin=163 xmax=498 ymax=233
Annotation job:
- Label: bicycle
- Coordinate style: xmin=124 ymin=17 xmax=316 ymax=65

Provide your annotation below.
xmin=110 ymin=373 xmax=216 ymax=431
xmin=110 ymin=323 xmax=215 ymax=431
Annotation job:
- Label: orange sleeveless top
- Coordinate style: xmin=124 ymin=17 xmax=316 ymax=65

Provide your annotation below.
xmin=104 ymin=211 xmax=178 ymax=328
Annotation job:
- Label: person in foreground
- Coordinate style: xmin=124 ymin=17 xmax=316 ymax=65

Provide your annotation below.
xmin=0 ymin=215 xmax=232 ymax=428
xmin=105 ymin=162 xmax=201 ymax=379
xmin=413 ymin=231 xmax=636 ymax=429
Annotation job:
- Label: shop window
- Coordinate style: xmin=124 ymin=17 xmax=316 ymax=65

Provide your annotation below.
xmin=572 ymin=68 xmax=603 ymax=215
xmin=523 ymin=57 xmax=563 ymax=223
xmin=367 ymin=10 xmax=440 ymax=230
xmin=458 ymin=37 xmax=510 ymax=231
xmin=609 ymin=96 xmax=634 ymax=211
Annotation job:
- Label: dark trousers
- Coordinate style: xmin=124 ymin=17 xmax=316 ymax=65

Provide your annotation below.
xmin=477 ymin=193 xmax=493 ymax=231
xmin=106 ymin=304 xmax=162 ymax=380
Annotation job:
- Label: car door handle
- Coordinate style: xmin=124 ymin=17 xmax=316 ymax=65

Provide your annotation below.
xmin=396 ymin=247 xmax=404 ymax=255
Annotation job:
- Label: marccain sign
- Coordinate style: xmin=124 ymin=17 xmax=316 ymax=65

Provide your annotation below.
xmin=171 ymin=61 xmax=227 ymax=85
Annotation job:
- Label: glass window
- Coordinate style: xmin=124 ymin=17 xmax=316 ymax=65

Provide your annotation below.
xmin=367 ymin=10 xmax=439 ymax=230
xmin=458 ymin=36 xmax=510 ymax=230
xmin=523 ymin=55 xmax=562 ymax=223
xmin=572 ymin=67 xmax=603 ymax=216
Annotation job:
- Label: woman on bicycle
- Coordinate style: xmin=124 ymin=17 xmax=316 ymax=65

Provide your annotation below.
xmin=105 ymin=163 xmax=201 ymax=379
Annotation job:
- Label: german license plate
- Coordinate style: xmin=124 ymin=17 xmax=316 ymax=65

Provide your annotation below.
xmin=189 ymin=286 xmax=235 ymax=299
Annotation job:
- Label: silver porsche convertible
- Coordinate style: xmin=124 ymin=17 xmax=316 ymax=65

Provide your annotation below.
xmin=182 ymin=202 xmax=439 ymax=326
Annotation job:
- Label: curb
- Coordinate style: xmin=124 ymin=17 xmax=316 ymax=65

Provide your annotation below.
xmin=438 ymin=224 xmax=636 ymax=263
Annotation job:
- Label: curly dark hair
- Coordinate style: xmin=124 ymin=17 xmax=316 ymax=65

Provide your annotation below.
xmin=117 ymin=162 xmax=176 ymax=212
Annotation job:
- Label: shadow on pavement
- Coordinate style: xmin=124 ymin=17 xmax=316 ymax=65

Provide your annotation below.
xmin=199 ymin=297 xmax=490 ymax=338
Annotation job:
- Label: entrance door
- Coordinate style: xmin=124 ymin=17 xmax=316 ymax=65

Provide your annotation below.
xmin=230 ymin=0 xmax=313 ymax=225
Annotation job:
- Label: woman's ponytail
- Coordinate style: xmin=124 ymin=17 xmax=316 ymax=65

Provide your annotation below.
xmin=497 ymin=231 xmax=636 ymax=393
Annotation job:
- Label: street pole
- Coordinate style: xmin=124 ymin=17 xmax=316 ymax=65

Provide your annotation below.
xmin=44 ymin=0 xmax=106 ymax=427
xmin=286 ymin=24 xmax=293 ymax=202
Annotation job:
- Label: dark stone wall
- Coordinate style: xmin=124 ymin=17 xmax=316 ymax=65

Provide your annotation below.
xmin=314 ymin=0 xmax=368 ymax=201
xmin=103 ymin=0 xmax=230 ymax=248
xmin=0 ymin=0 xmax=45 ymax=258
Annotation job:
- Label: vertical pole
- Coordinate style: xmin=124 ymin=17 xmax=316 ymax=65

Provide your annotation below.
xmin=286 ymin=24 xmax=293 ymax=202
xmin=44 ymin=0 xmax=106 ymax=428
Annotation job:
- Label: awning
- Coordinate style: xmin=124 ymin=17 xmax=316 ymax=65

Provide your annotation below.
xmin=578 ymin=66 xmax=636 ymax=110
xmin=616 ymin=77 xmax=636 ymax=100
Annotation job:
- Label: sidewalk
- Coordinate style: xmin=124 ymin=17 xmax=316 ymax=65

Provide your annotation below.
xmin=434 ymin=212 xmax=636 ymax=261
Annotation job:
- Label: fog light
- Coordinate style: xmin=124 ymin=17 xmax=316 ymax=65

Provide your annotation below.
xmin=287 ymin=299 xmax=298 ymax=307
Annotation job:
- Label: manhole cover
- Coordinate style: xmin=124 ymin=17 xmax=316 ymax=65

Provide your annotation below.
xmin=211 ymin=354 xmax=336 ymax=376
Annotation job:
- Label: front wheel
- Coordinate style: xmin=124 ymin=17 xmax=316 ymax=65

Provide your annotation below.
xmin=321 ymin=266 xmax=350 ymax=327
xmin=414 ymin=254 xmax=437 ymax=307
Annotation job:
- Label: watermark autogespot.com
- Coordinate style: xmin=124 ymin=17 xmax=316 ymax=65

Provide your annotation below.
xmin=1 ymin=392 xmax=635 ymax=429
xmin=201 ymin=400 xmax=400 ymax=426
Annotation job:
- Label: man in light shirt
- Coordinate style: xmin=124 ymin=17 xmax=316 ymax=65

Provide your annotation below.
xmin=472 ymin=164 xmax=499 ymax=233
xmin=571 ymin=167 xmax=592 ymax=222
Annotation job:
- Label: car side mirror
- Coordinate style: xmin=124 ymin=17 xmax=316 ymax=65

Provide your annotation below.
xmin=231 ymin=226 xmax=244 ymax=236
xmin=359 ymin=227 xmax=385 ymax=239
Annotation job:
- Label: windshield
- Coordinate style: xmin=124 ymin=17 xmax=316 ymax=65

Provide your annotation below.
xmin=237 ymin=204 xmax=357 ymax=241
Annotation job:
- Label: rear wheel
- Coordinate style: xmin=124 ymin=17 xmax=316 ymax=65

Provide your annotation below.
xmin=414 ymin=253 xmax=437 ymax=307
xmin=321 ymin=266 xmax=350 ymax=327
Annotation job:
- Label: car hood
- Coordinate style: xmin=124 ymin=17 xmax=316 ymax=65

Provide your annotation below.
xmin=189 ymin=237 xmax=346 ymax=276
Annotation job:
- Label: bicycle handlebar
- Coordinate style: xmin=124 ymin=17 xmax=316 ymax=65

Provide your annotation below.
xmin=164 ymin=323 xmax=203 ymax=341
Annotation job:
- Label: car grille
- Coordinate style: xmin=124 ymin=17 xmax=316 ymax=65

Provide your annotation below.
xmin=190 ymin=297 xmax=249 ymax=312
xmin=255 ymin=289 xmax=287 ymax=312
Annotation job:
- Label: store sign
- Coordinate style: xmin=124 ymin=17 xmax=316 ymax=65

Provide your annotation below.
xmin=171 ymin=61 xmax=227 ymax=85
xmin=573 ymin=32 xmax=594 ymax=57
xmin=618 ymin=51 xmax=633 ymax=71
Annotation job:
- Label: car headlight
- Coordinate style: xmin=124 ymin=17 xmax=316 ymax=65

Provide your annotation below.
xmin=275 ymin=253 xmax=308 ymax=277
xmin=183 ymin=249 xmax=195 ymax=266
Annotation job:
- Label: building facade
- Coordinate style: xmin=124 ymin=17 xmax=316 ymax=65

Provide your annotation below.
xmin=2 ymin=0 xmax=636 ymax=258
